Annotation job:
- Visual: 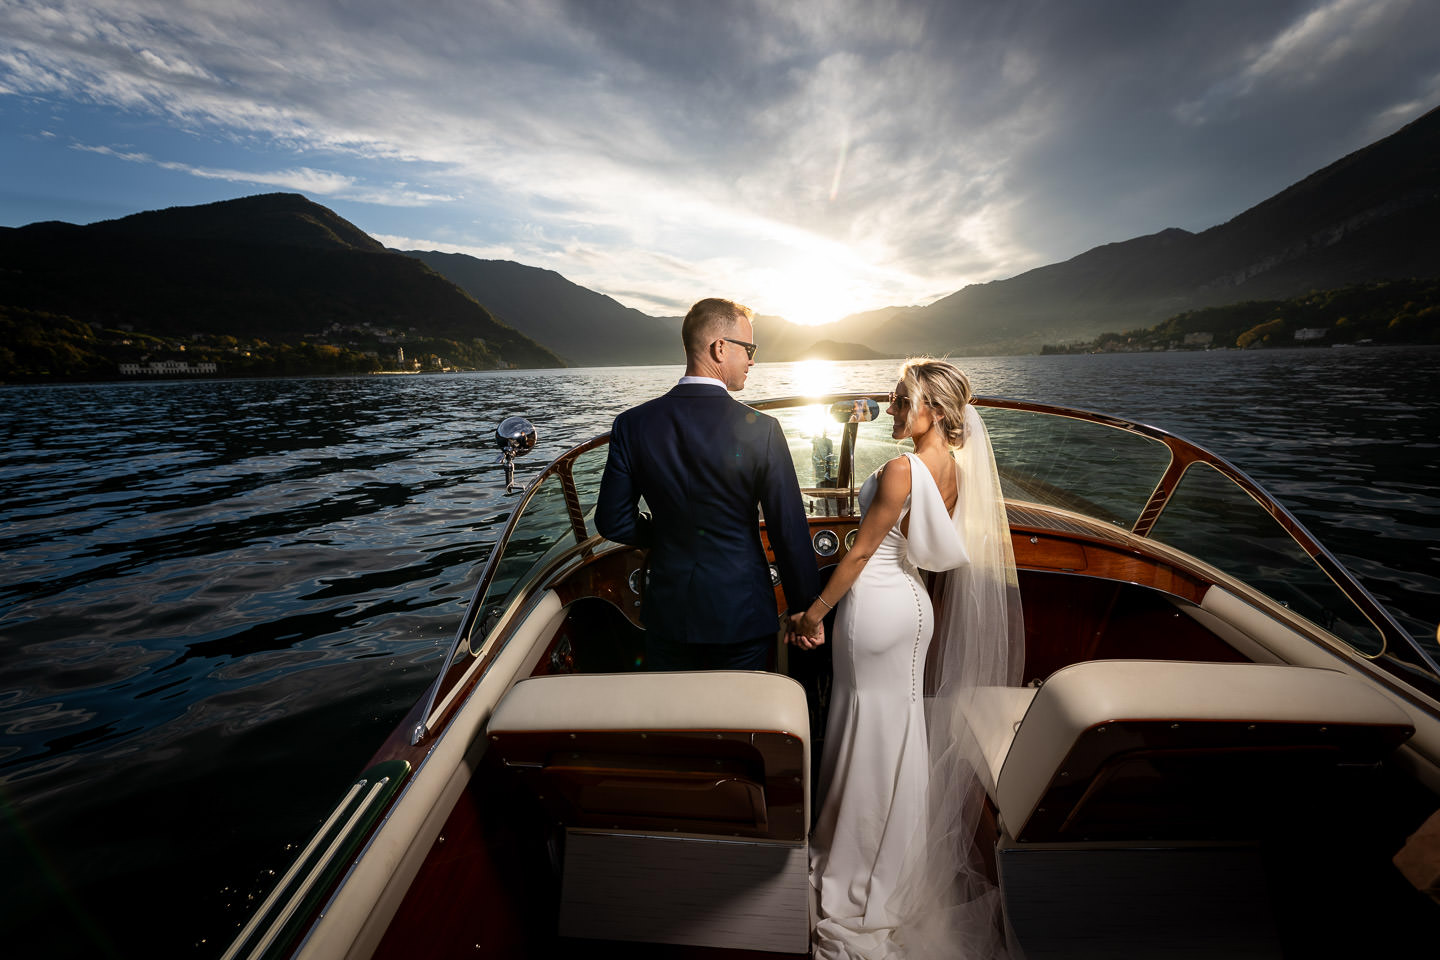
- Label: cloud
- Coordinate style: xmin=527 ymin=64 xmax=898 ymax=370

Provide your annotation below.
xmin=2 ymin=0 xmax=1438 ymax=320
xmin=70 ymin=142 xmax=452 ymax=205
xmin=1175 ymin=0 xmax=1418 ymax=127
xmin=1242 ymin=0 xmax=1395 ymax=85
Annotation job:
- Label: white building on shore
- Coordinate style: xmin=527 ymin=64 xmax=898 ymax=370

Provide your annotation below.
xmin=118 ymin=359 xmax=218 ymax=376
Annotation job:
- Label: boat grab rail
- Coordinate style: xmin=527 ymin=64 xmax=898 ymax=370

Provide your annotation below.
xmin=419 ymin=395 xmax=1436 ymax=747
xmin=754 ymin=394 xmax=1436 ymax=681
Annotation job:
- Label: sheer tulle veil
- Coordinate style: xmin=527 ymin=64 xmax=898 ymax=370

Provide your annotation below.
xmin=890 ymin=401 xmax=1026 ymax=958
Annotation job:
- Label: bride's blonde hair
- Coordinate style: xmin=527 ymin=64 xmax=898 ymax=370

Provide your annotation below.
xmin=899 ymin=357 xmax=973 ymax=448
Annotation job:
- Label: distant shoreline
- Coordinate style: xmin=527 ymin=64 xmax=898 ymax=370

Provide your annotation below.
xmin=7 ymin=341 xmax=1436 ymax=388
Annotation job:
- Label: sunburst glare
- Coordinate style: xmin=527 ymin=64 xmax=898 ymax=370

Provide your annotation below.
xmin=760 ymin=258 xmax=860 ymax=328
xmin=788 ymin=360 xmax=845 ymax=440
xmin=796 ymin=403 xmax=835 ymax=444
xmin=793 ymin=358 xmax=840 ymax=397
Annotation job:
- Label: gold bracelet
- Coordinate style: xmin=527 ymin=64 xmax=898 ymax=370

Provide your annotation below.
xmin=815 ymin=595 xmax=834 ymax=611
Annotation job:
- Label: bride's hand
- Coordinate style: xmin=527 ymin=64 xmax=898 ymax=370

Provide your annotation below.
xmin=806 ymin=617 xmax=826 ymax=648
xmin=791 ymin=611 xmax=825 ymax=649
xmin=788 ymin=612 xmax=822 ymax=649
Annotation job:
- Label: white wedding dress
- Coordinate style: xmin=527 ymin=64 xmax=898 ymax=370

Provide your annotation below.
xmin=810 ymin=452 xmax=968 ymax=959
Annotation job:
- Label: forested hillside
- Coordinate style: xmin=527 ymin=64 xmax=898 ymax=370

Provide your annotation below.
xmin=1043 ymin=279 xmax=1440 ymax=353
xmin=0 ymin=194 xmax=562 ymax=380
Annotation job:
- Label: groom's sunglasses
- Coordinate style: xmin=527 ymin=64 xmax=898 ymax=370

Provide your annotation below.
xmin=721 ymin=337 xmax=758 ymax=360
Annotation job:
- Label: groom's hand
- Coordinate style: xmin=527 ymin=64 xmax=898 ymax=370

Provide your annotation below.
xmin=787 ymin=613 xmax=825 ymax=650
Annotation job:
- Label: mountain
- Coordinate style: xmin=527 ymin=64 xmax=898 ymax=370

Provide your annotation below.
xmin=0 ymin=193 xmax=563 ymax=369
xmin=1045 ymin=278 xmax=1440 ymax=354
xmin=89 ymin=191 xmax=388 ymax=252
xmin=738 ymin=310 xmax=905 ymax=362
xmin=7 ymin=103 xmax=1435 ymax=373
xmin=401 ymin=252 xmax=681 ymax=366
xmin=401 ymin=251 xmax=886 ymax=365
xmin=792 ymin=339 xmax=890 ymax=361
xmin=882 ymin=103 xmax=1440 ymax=355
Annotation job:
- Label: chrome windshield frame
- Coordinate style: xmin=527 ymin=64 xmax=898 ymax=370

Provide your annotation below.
xmin=758 ymin=393 xmax=1436 ymax=680
xmin=413 ymin=433 xmax=609 ymax=743
xmin=415 ymin=394 xmax=1436 ymax=742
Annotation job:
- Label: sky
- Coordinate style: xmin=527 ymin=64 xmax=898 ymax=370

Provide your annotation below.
xmin=2 ymin=1 xmax=1438 ymax=326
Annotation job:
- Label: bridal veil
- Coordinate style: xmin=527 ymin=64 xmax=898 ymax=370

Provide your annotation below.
xmin=891 ymin=400 xmax=1026 ymax=958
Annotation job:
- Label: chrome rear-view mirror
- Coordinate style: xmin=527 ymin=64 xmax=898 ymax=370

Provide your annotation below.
xmin=831 ymin=398 xmax=880 ymax=423
xmin=496 ymin=416 xmax=537 ymax=492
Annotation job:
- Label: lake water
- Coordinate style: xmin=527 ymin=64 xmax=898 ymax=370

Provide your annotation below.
xmin=2 ymin=347 xmax=1437 ymax=958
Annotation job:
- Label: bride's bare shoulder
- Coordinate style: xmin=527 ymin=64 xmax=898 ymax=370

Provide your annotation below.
xmin=877 ymin=454 xmax=912 ymax=475
xmin=876 ymin=454 xmax=913 ymax=491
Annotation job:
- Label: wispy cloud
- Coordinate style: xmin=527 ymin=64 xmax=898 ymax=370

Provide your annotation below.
xmin=74 ymin=144 xmax=354 ymax=194
xmin=71 ymin=142 xmax=452 ymax=205
xmin=1175 ymin=0 xmax=1417 ymax=125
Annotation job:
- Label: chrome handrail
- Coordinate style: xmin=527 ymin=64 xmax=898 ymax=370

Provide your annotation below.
xmin=417 ymin=394 xmax=1437 ymax=742
xmin=414 ymin=433 xmax=609 ymax=743
xmin=756 ymin=394 xmax=1439 ymax=681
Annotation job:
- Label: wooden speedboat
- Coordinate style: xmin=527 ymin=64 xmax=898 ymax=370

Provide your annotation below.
xmin=223 ymin=394 xmax=1440 ymax=959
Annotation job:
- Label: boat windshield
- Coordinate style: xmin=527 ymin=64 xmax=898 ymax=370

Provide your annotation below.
xmin=1148 ymin=462 xmax=1383 ymax=654
xmin=765 ymin=402 xmax=1174 ymax=526
xmin=758 ymin=396 xmax=1430 ymax=681
xmin=421 ymin=395 xmax=1433 ymax=738
xmin=981 ymin=406 xmax=1173 ymax=526
xmin=470 ymin=471 xmax=576 ymax=646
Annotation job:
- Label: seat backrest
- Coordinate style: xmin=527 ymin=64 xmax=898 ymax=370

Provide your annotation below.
xmin=485 ymin=671 xmax=811 ymax=841
xmin=991 ymin=660 xmax=1415 ymax=843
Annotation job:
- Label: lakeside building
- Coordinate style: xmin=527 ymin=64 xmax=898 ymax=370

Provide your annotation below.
xmin=119 ymin=360 xmax=219 ymax=376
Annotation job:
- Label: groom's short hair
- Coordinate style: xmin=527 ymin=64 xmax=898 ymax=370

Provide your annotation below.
xmin=682 ymin=298 xmax=752 ymax=359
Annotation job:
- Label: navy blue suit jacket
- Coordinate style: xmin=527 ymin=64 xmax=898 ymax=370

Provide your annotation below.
xmin=595 ymin=383 xmax=819 ymax=646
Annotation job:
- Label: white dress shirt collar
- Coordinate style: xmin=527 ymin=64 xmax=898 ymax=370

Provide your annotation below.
xmin=678 ymin=375 xmax=727 ymax=389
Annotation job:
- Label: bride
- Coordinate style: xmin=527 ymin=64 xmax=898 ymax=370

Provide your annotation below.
xmin=794 ymin=359 xmax=1025 ymax=959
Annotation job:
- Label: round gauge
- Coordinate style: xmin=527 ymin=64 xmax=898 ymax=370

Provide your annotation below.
xmin=813 ymin=529 xmax=839 ymax=557
xmin=844 ymin=528 xmax=858 ymax=551
xmin=768 ymin=564 xmax=781 ymax=585
xmin=627 ymin=569 xmax=644 ymax=594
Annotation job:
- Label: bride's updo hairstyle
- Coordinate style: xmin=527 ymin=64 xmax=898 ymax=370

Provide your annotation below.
xmin=899 ymin=358 xmax=973 ymax=449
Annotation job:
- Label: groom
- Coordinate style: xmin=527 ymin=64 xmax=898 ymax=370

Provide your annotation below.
xmin=596 ymin=297 xmax=824 ymax=670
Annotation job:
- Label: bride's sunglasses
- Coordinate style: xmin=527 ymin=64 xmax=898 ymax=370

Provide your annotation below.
xmin=887 ymin=391 xmax=913 ymax=409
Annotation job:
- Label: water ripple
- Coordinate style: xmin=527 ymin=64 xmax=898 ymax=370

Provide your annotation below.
xmin=0 ymin=347 xmax=1435 ymax=959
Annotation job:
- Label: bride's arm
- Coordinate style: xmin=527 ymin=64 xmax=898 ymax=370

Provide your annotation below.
xmin=796 ymin=456 xmax=912 ymax=638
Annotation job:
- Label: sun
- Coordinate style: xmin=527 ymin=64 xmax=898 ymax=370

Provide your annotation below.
xmin=762 ymin=259 xmax=860 ymax=328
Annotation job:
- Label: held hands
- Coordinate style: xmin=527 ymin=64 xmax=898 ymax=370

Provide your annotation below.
xmin=786 ymin=611 xmax=826 ymax=650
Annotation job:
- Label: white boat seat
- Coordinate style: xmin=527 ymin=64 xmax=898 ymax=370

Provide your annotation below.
xmin=485 ymin=670 xmax=810 ymax=842
xmin=964 ymin=659 xmax=1415 ymax=843
xmin=963 ymin=685 xmax=1037 ymax=798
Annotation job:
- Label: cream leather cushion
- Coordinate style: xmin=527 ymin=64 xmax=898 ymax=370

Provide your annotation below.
xmin=488 ymin=670 xmax=809 ymax=738
xmin=963 ymin=660 xmax=1412 ymax=839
